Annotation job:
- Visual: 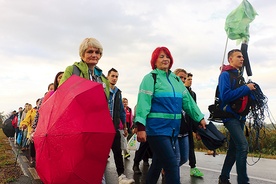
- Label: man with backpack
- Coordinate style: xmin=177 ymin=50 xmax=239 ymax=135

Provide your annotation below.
xmin=218 ymin=49 xmax=256 ymax=184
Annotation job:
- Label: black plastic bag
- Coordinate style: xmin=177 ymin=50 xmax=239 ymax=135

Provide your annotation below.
xmin=197 ymin=122 xmax=226 ymax=152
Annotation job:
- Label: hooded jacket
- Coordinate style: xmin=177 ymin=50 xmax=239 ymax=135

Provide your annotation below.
xmin=135 ymin=69 xmax=204 ymax=137
xmin=218 ymin=65 xmax=252 ymax=121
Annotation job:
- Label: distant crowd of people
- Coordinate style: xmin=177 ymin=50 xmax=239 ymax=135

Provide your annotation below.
xmin=7 ymin=37 xmax=255 ymax=184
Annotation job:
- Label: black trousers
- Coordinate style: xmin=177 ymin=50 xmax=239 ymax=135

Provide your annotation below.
xmin=188 ymin=129 xmax=196 ymax=168
xmin=133 ymin=141 xmax=152 ymax=165
xmin=111 ymin=131 xmax=124 ymax=176
xmin=29 ymin=141 xmax=36 ymax=158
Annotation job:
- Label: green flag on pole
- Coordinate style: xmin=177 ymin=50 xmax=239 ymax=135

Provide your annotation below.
xmin=225 ymin=0 xmax=258 ymax=43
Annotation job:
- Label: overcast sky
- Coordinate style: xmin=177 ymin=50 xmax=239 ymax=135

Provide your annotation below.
xmin=1 ymin=0 xmax=275 ymax=123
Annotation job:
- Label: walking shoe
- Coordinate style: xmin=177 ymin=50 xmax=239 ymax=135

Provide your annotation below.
xmin=190 ymin=167 xmax=204 ymax=177
xmin=118 ymin=174 xmax=135 ymax=184
xmin=218 ymin=177 xmax=231 ymax=184
xmin=124 ymin=153 xmax=130 ymax=159
xmin=132 ymin=165 xmax=142 ymax=174
xmin=29 ymin=160 xmax=36 ymax=167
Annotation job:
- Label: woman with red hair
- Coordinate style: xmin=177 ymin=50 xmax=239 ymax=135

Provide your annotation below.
xmin=134 ymin=47 xmax=206 ymax=184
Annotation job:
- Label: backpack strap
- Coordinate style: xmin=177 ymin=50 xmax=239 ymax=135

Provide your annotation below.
xmin=72 ymin=65 xmax=81 ymax=76
xmin=227 ymin=70 xmax=245 ymax=88
xmin=150 ymin=73 xmax=157 ymax=96
xmin=151 ymin=73 xmax=157 ymax=85
xmin=151 ymin=73 xmax=179 ymax=87
xmin=208 ymin=71 xmax=236 ymax=122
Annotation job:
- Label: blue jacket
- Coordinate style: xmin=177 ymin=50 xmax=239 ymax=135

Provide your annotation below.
xmin=109 ymin=87 xmax=126 ymax=130
xmin=135 ymin=69 xmax=204 ymax=137
xmin=218 ymin=65 xmax=252 ymax=121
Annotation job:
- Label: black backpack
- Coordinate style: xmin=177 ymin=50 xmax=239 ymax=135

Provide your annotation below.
xmin=208 ymin=71 xmax=252 ymax=122
xmin=73 ymin=65 xmax=81 ymax=76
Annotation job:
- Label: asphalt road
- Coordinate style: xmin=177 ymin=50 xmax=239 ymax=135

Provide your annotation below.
xmin=9 ymin=138 xmax=276 ymax=184
xmin=106 ymin=151 xmax=276 ymax=184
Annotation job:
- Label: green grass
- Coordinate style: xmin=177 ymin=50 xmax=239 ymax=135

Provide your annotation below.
xmin=0 ymin=129 xmax=22 ymax=183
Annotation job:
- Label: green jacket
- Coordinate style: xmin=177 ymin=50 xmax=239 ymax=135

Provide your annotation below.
xmin=134 ymin=69 xmax=204 ymax=137
xmin=59 ymin=61 xmax=110 ymax=100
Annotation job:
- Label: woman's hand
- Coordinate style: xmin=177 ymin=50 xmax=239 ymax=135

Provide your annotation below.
xmin=132 ymin=127 xmax=138 ymax=134
xmin=123 ymin=128 xmax=128 ymax=137
xmin=21 ymin=124 xmax=27 ymax=130
xmin=199 ymin=119 xmax=207 ymax=129
xmin=137 ymin=131 xmax=147 ymax=142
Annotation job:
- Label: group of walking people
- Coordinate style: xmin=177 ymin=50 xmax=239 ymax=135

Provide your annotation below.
xmin=11 ymin=72 xmax=65 ymax=167
xmin=9 ymin=36 xmax=255 ymax=184
xmin=134 ymin=46 xmax=254 ymax=184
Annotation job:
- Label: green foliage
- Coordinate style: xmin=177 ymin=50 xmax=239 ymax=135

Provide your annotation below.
xmin=5 ymin=177 xmax=17 ymax=183
xmin=0 ymin=111 xmax=4 ymax=127
xmin=194 ymin=125 xmax=276 ymax=158
xmin=260 ymin=129 xmax=276 ymax=155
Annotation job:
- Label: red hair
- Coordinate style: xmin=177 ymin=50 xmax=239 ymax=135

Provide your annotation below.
xmin=150 ymin=47 xmax=174 ymax=70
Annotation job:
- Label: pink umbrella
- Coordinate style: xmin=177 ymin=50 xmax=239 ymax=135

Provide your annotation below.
xmin=34 ymin=75 xmax=115 ymax=184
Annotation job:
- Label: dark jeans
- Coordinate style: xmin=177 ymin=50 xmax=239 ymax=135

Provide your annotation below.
xmin=111 ymin=130 xmax=124 ymax=176
xmin=22 ymin=129 xmax=28 ymax=148
xmin=178 ymin=135 xmax=189 ymax=166
xmin=147 ymin=136 xmax=180 ymax=184
xmin=220 ymin=118 xmax=249 ymax=184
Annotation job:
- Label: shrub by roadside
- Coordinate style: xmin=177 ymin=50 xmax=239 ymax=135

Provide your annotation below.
xmin=194 ymin=125 xmax=276 ymax=159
